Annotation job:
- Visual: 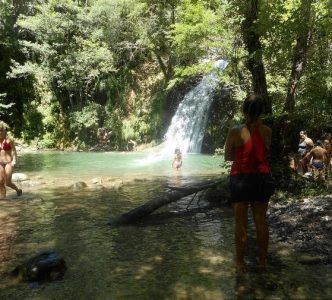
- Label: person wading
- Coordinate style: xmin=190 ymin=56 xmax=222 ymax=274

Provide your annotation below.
xmin=0 ymin=121 xmax=22 ymax=199
xmin=224 ymin=95 xmax=273 ymax=273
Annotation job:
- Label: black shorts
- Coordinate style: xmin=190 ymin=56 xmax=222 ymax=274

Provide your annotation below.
xmin=229 ymin=173 xmax=272 ymax=203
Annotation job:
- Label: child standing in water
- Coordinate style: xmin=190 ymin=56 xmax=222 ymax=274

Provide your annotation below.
xmin=172 ymin=147 xmax=182 ymax=170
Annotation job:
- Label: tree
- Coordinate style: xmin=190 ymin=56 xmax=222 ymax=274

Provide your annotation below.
xmin=11 ymin=0 xmax=115 ymax=146
xmin=239 ymin=0 xmax=271 ymax=114
xmin=0 ymin=0 xmax=37 ymax=134
xmin=283 ymin=0 xmax=315 ymax=112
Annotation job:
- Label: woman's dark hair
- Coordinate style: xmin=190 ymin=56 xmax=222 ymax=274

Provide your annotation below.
xmin=242 ymin=94 xmax=264 ymax=121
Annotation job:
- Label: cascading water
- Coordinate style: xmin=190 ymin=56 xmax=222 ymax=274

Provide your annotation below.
xmin=163 ymin=59 xmax=228 ymax=154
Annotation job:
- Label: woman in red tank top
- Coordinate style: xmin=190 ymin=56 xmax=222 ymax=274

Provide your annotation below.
xmin=0 ymin=121 xmax=22 ymax=198
xmin=224 ymin=95 xmax=272 ymax=273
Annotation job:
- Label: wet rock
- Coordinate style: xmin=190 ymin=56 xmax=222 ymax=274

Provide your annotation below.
xmin=69 ymin=181 xmax=87 ymax=190
xmin=11 ymin=250 xmax=67 ymax=283
xmin=109 ymin=179 xmax=123 ymax=190
xmin=133 ymin=178 xmax=147 ymax=182
xmin=204 ymin=187 xmax=230 ymax=205
xmin=21 ymin=180 xmax=45 ymax=187
xmin=91 ymin=184 xmax=105 ymax=190
xmin=91 ymin=177 xmax=102 ymax=184
xmin=12 ymin=173 xmax=29 ymax=182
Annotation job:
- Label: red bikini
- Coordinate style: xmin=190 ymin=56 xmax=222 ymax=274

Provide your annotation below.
xmin=230 ymin=126 xmax=270 ymax=175
xmin=0 ymin=139 xmax=12 ymax=151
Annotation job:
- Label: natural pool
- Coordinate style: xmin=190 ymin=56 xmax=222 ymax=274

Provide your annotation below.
xmin=0 ymin=151 xmax=331 ymax=299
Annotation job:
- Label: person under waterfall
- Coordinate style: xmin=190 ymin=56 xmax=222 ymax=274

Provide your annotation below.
xmin=172 ymin=147 xmax=183 ymax=170
xmin=224 ymin=95 xmax=273 ymax=273
xmin=0 ymin=121 xmax=22 ymax=198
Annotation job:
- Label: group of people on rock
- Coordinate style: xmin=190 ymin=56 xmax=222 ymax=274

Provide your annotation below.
xmin=295 ymin=130 xmax=332 ymax=179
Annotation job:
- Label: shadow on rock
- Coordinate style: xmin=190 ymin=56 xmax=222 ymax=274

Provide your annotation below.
xmin=10 ymin=250 xmax=67 ymax=284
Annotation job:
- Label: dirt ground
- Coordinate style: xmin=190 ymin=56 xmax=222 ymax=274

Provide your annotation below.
xmin=268 ymin=193 xmax=332 ymax=264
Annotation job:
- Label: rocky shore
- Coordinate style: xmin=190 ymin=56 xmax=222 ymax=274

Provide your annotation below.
xmin=268 ymin=193 xmax=332 ymax=264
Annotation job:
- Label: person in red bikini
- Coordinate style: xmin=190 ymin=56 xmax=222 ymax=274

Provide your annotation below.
xmin=0 ymin=121 xmax=22 ymax=198
xmin=224 ymin=95 xmax=272 ymax=273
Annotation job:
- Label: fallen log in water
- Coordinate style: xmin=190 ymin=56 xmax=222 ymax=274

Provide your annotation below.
xmin=108 ymin=178 xmax=224 ymax=226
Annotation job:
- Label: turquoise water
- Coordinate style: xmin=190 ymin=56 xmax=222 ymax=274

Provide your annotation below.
xmin=0 ymin=151 xmax=331 ymax=299
xmin=17 ymin=151 xmax=223 ymax=182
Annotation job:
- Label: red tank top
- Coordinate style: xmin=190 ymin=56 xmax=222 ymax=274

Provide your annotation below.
xmin=230 ymin=125 xmax=270 ymax=175
xmin=0 ymin=139 xmax=12 ymax=151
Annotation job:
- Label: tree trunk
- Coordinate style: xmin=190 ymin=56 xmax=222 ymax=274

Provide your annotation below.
xmin=283 ymin=0 xmax=314 ymax=113
xmin=108 ymin=179 xmax=224 ymax=226
xmin=58 ymin=100 xmax=67 ymax=150
xmin=153 ymin=50 xmax=170 ymax=81
xmin=241 ymin=0 xmax=271 ymax=114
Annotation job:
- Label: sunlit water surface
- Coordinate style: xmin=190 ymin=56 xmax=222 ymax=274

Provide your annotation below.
xmin=0 ymin=152 xmax=330 ymax=299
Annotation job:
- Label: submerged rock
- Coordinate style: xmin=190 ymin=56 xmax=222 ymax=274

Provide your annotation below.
xmin=108 ymin=179 xmax=123 ymax=190
xmin=69 ymin=181 xmax=87 ymax=190
xmin=91 ymin=177 xmax=102 ymax=184
xmin=11 ymin=250 xmax=67 ymax=283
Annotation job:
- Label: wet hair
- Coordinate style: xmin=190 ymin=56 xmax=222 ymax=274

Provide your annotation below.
xmin=242 ymin=95 xmax=264 ymax=121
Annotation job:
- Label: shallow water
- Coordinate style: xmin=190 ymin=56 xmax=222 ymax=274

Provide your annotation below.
xmin=0 ymin=152 xmax=331 ymax=299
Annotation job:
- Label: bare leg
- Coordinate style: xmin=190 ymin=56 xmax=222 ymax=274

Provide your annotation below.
xmin=252 ymin=201 xmax=269 ymax=267
xmin=5 ymin=163 xmax=22 ymax=196
xmin=232 ymin=202 xmax=249 ymax=272
xmin=0 ymin=165 xmax=6 ymax=198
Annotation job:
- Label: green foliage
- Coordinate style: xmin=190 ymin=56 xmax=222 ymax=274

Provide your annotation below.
xmin=21 ymin=101 xmax=44 ymax=141
xmin=0 ymin=0 xmax=330 ymax=159
xmin=170 ymin=0 xmax=228 ymax=77
xmin=0 ymin=1 xmax=37 ymax=133
xmin=13 ymin=0 xmax=115 ymax=109
xmin=0 ymin=93 xmax=15 ymax=117
xmin=69 ymin=102 xmax=105 ymax=146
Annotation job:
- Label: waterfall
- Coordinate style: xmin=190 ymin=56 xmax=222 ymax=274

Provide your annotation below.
xmin=163 ymin=59 xmax=228 ymax=154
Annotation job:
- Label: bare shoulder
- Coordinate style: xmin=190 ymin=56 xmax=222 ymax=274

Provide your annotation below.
xmin=7 ymin=137 xmax=15 ymax=144
xmin=305 ymin=137 xmax=314 ymax=146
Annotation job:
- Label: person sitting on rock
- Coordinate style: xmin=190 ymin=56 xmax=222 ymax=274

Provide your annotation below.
xmin=0 ymin=121 xmax=22 ymax=198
